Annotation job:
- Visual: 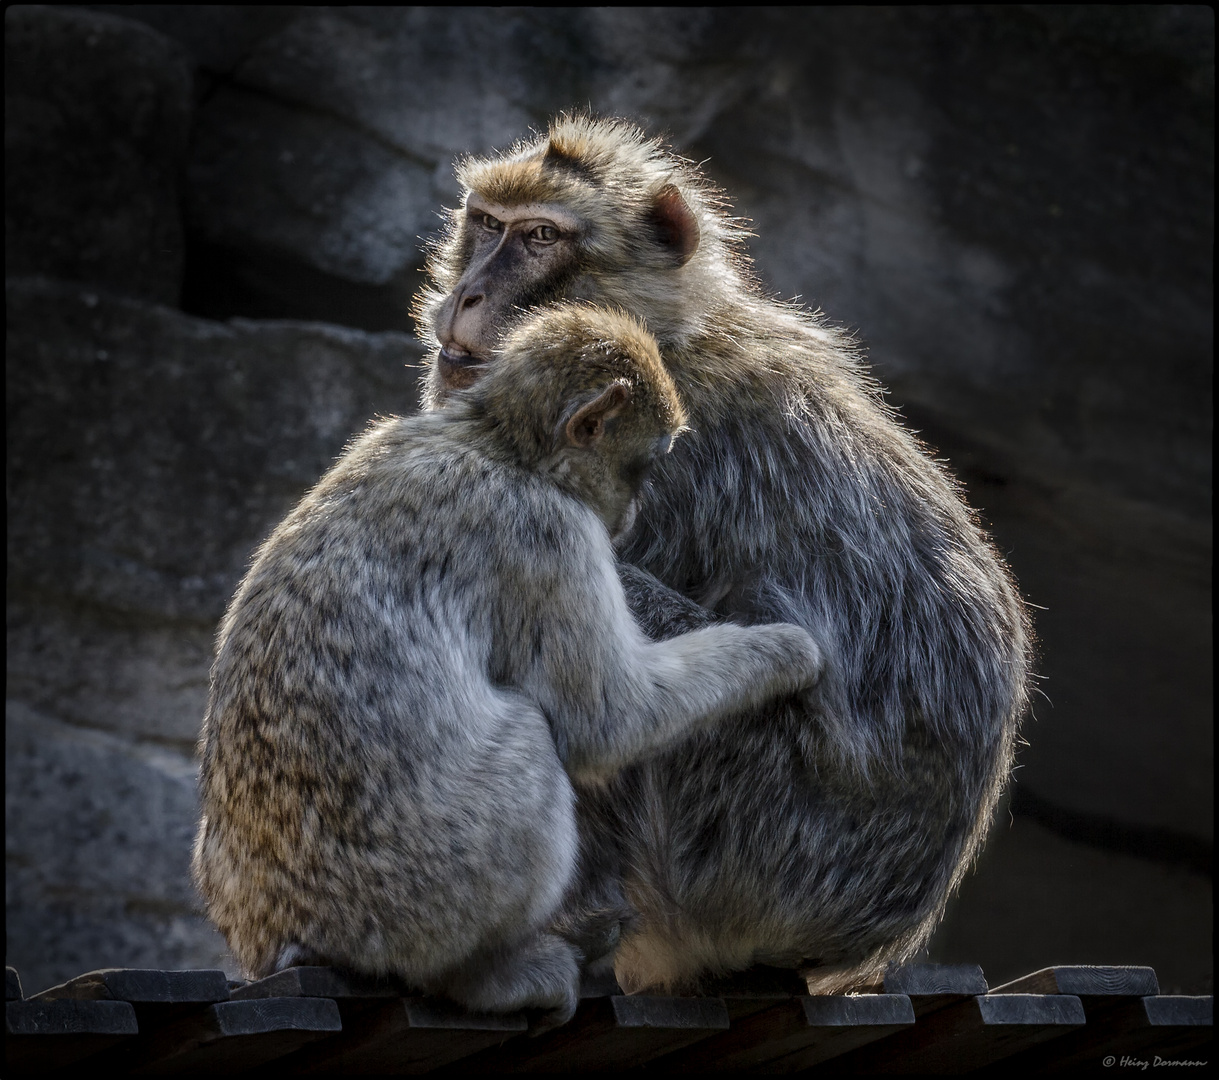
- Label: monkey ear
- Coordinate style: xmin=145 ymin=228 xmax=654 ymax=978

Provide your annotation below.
xmin=565 ymin=382 xmax=633 ymax=448
xmin=649 ymin=184 xmax=700 ymax=267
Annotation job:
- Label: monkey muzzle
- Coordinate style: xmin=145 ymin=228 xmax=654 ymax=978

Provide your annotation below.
xmin=438 ymin=345 xmax=489 ymax=390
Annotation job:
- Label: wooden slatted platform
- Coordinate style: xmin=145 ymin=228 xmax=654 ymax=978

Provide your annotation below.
xmin=6 ymin=963 xmax=1211 ymax=1075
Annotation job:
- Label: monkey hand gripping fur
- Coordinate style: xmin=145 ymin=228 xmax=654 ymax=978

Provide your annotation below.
xmin=416 ymin=115 xmax=1033 ymax=995
xmin=192 ymin=304 xmax=824 ymax=1027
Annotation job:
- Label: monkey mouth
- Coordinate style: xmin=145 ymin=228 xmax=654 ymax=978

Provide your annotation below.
xmin=438 ymin=345 xmax=489 ymax=390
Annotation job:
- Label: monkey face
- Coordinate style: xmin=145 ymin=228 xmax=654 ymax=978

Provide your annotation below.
xmin=422 ymin=119 xmax=705 ymax=404
xmin=434 ymin=198 xmax=583 ymax=389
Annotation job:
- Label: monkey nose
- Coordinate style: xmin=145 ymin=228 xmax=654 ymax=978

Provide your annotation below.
xmin=460 ymin=293 xmax=484 ymax=311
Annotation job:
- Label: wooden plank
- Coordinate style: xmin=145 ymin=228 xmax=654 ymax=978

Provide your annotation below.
xmin=6 ymin=998 xmax=138 ymax=1072
xmin=579 ymin=968 xmax=623 ymax=998
xmin=232 ymin=968 xmax=530 ymax=1075
xmin=32 ymin=966 xmax=231 ymax=1047
xmin=1003 ymin=995 xmax=1213 ymax=1073
xmin=991 ymin=965 xmax=1160 ymax=1000
xmin=768 ymin=995 xmax=918 ymax=1072
xmin=648 ymin=960 xmax=809 ymax=1077
xmin=829 ymin=993 xmax=1085 ymax=1074
xmin=285 ymin=995 xmax=527 ymax=1075
xmin=460 ymin=994 xmax=730 ymax=1073
xmin=653 ymin=966 xmax=809 ymax=1070
xmin=32 ymin=966 xmax=231 ymax=1030
xmin=700 ymin=965 xmax=810 ymax=1021
xmin=33 ymin=967 xmax=232 ymax=1005
xmin=1143 ymin=995 xmax=1212 ymax=1027
xmin=228 ymin=964 xmax=404 ymax=1039
xmin=882 ymin=963 xmax=989 ymax=1017
xmin=6 ymin=967 xmax=22 ymax=1002
xmin=230 ymin=965 xmax=403 ymax=1002
xmin=118 ymin=996 xmax=341 ymax=1074
xmin=660 ymin=993 xmax=915 ymax=1073
xmin=1135 ymin=996 xmax=1213 ymax=1059
xmin=229 ymin=963 xmax=412 ymax=1073
xmin=7 ymin=997 xmax=139 ymax=1035
xmin=984 ymin=965 xmax=1169 ymax=1073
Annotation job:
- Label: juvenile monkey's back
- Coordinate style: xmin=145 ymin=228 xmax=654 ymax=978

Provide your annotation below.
xmin=192 ymin=411 xmax=579 ymax=982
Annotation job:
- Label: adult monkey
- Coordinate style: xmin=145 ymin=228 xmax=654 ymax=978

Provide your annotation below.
xmin=416 ymin=115 xmax=1032 ymax=994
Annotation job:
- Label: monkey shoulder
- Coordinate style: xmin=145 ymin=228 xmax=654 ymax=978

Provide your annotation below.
xmin=217 ymin=409 xmax=623 ymax=709
xmin=214 ymin=419 xmax=484 ymax=667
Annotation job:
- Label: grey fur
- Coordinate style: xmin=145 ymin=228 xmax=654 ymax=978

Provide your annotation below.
xmin=416 ymin=116 xmax=1033 ymax=994
xmin=192 ymin=305 xmax=824 ymax=1024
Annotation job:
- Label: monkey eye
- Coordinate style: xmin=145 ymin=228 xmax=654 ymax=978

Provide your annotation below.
xmin=478 ymin=214 xmax=503 ymax=233
xmin=528 ymin=224 xmax=559 ymax=244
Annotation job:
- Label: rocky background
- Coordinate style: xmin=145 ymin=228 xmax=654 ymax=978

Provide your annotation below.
xmin=7 ymin=5 xmax=1212 ymax=996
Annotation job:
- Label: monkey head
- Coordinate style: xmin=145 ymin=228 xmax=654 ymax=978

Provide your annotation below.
xmin=466 ymin=303 xmax=687 ymax=539
xmin=417 ymin=115 xmax=749 ymax=406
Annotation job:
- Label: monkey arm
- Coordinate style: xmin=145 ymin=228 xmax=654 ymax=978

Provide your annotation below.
xmin=616 ymin=561 xmax=716 ymax=640
xmin=514 ymin=523 xmax=822 ymax=785
xmin=553 ymin=620 xmax=822 ymax=786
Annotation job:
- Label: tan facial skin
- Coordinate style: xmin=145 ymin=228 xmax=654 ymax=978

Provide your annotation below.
xmin=435 ymin=199 xmax=583 ymax=390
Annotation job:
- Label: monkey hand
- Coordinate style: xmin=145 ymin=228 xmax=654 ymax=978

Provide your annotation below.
xmin=746 ymin=622 xmax=825 ymax=698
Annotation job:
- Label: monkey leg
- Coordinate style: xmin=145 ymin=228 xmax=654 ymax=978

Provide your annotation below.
xmin=611 ymin=711 xmax=980 ymax=996
xmin=571 ymin=561 xmax=709 ymax=984
xmin=550 ymin=778 xmax=639 ymax=975
xmin=432 ymin=929 xmax=581 ymax=1033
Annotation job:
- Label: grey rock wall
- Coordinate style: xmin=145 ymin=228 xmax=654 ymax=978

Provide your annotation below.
xmin=5 ymin=5 xmax=424 ymax=992
xmin=6 ymin=5 xmax=1212 ymax=995
xmin=4 ymin=6 xmax=192 ymax=304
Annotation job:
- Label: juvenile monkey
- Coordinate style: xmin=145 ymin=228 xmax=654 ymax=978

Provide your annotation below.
xmin=416 ymin=116 xmax=1033 ymax=994
xmin=192 ymin=304 xmax=824 ymax=1024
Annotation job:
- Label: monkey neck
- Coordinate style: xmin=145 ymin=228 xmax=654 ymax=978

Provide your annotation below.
xmin=453 ymin=387 xmax=556 ymax=473
xmin=542 ymin=457 xmax=630 ymax=538
xmin=460 ymin=399 xmax=623 ymax=534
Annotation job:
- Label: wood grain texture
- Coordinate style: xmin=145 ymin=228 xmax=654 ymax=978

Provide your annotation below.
xmin=827 ymin=993 xmax=1085 ymax=1074
xmin=119 ymin=997 xmax=341 ymax=1075
xmin=882 ymin=963 xmax=989 ymax=1017
xmin=285 ymin=997 xmax=527 ymax=1075
xmin=991 ymin=965 xmax=1160 ymax=998
xmin=662 ymin=993 xmax=916 ymax=1073
xmin=6 ymin=998 xmax=137 ymax=1073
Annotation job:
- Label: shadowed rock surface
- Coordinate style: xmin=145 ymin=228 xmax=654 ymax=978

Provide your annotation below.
xmin=6 ymin=5 xmax=1211 ymax=995
xmin=4 ymin=5 xmax=192 ymax=304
